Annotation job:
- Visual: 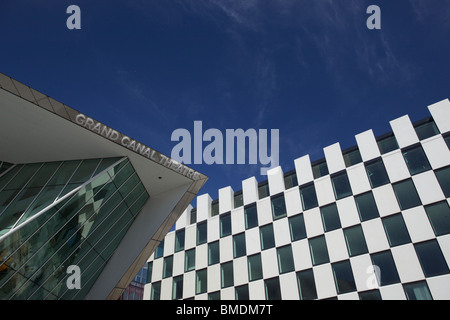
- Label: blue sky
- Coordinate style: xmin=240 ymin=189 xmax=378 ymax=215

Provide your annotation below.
xmin=1 ymin=0 xmax=449 ymax=202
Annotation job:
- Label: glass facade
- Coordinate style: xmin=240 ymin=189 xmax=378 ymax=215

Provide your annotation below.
xmin=0 ymin=157 xmax=149 ymax=300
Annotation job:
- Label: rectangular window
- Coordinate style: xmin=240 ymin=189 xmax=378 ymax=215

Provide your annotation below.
xmin=172 ymin=275 xmax=183 ymax=300
xmin=289 ymin=214 xmax=307 ymax=241
xmin=208 ymin=291 xmax=220 ymax=300
xmin=235 ymin=285 xmax=249 ymax=300
xmin=284 ymin=172 xmax=298 ymax=189
xmin=190 ymin=209 xmax=197 ymax=224
xmin=392 ymin=179 xmax=422 ymax=210
xmin=414 ymin=240 xmax=450 ymax=277
xmin=271 ymin=193 xmax=287 ymax=220
xmin=175 ymin=229 xmax=185 ymax=252
xmin=247 ymin=253 xmax=263 ymax=281
xmin=300 ymin=183 xmax=318 ymax=211
xmin=297 ymin=269 xmax=318 ymax=300
xmin=163 ymin=255 xmax=173 ymax=278
xmin=258 ymin=182 xmax=269 ymax=199
xmin=154 ymin=240 xmax=164 ymax=259
xmin=220 ymin=212 xmax=232 ymax=237
xmin=425 ymin=201 xmax=450 ymax=236
xmin=343 ymin=148 xmax=363 ymax=167
xmin=185 ymin=248 xmax=195 ymax=272
xmin=382 ymin=214 xmax=411 ymax=247
xmin=197 ymin=221 xmax=207 ymax=245
xmin=414 ymin=119 xmax=440 ymax=140
xmin=402 ymin=145 xmax=431 ymax=175
xmin=146 ymin=262 xmax=153 ymax=284
xmin=208 ymin=241 xmax=220 ymax=265
xmin=344 ymin=224 xmax=368 ymax=257
xmin=260 ymin=223 xmax=275 ymax=250
xmin=244 ymin=203 xmax=258 ymax=229
xmin=196 ymin=269 xmax=207 ymax=294
xmin=365 ymin=159 xmax=390 ymax=188
xmin=264 ymin=277 xmax=282 ymax=300
xmin=331 ymin=171 xmax=352 ymax=200
xmin=377 ymin=134 xmax=399 ymax=154
xmin=309 ymin=235 xmax=330 ymax=266
xmin=277 ymin=245 xmax=295 ymax=274
xmin=221 ymin=261 xmax=234 ymax=288
xmin=370 ymin=250 xmax=400 ymax=286
xmin=332 ymin=260 xmax=357 ymax=294
xmin=233 ymin=232 xmax=246 ymax=258
xmin=211 ymin=201 xmax=219 ymax=217
xmin=445 ymin=134 xmax=450 ymax=149
xmin=358 ymin=289 xmax=382 ymax=300
xmin=355 ymin=191 xmax=380 ymax=221
xmin=320 ymin=203 xmax=342 ymax=232
xmin=435 ymin=166 xmax=450 ymax=198
xmin=312 ymin=160 xmax=329 ymax=179
xmin=403 ymin=281 xmax=433 ymax=300
xmin=234 ymin=192 xmax=243 ymax=208
xmin=150 ymin=281 xmax=161 ymax=300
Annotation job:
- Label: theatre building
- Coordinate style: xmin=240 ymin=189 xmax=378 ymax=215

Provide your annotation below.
xmin=0 ymin=73 xmax=207 ymax=300
xmin=144 ymin=99 xmax=450 ymax=300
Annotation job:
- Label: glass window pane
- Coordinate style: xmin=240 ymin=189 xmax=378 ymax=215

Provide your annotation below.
xmin=435 ymin=166 xmax=450 ymax=198
xmin=289 ymin=214 xmax=307 ymax=241
xmin=344 ymin=224 xmax=368 ymax=256
xmin=197 ymin=221 xmax=207 ymax=245
xmin=277 ymin=245 xmax=295 ymax=274
xmin=320 ymin=203 xmax=342 ymax=232
xmin=343 ymin=148 xmax=362 ymax=167
xmin=425 ymin=201 xmax=450 ymax=236
xmin=150 ymin=281 xmax=161 ymax=300
xmin=258 ymin=183 xmax=269 ymax=199
xmin=211 ymin=202 xmax=219 ymax=217
xmin=403 ymin=146 xmax=431 ymax=175
xmin=155 ymin=240 xmax=164 ymax=259
xmin=355 ymin=191 xmax=379 ymax=221
xmin=332 ymin=260 xmax=356 ymax=294
xmin=234 ymin=193 xmax=243 ymax=208
xmin=185 ymin=249 xmax=195 ymax=272
xmin=163 ymin=256 xmax=173 ymax=278
xmin=415 ymin=240 xmax=449 ymax=277
xmin=331 ymin=172 xmax=352 ymax=200
xmin=264 ymin=277 xmax=282 ymax=300
xmin=309 ymin=235 xmax=330 ymax=266
xmin=377 ymin=135 xmax=399 ymax=154
xmin=312 ymin=161 xmax=329 ymax=179
xmin=208 ymin=291 xmax=220 ymax=300
xmin=365 ymin=159 xmax=390 ymax=188
xmin=248 ymin=254 xmax=263 ymax=281
xmin=208 ymin=241 xmax=220 ymax=265
xmin=233 ymin=233 xmax=246 ymax=258
xmin=297 ymin=269 xmax=318 ymax=300
xmin=392 ymin=179 xmax=422 ymax=210
xmin=260 ymin=224 xmax=275 ymax=250
xmin=190 ymin=209 xmax=197 ymax=224
xmin=382 ymin=214 xmax=411 ymax=246
xmin=445 ymin=135 xmax=450 ymax=149
xmin=172 ymin=275 xmax=183 ymax=300
xmin=271 ymin=194 xmax=287 ymax=220
xmin=196 ymin=269 xmax=207 ymax=294
xmin=415 ymin=120 xmax=440 ymax=140
xmin=220 ymin=213 xmax=231 ymax=237
xmin=221 ymin=261 xmax=234 ymax=288
xmin=244 ymin=203 xmax=258 ymax=229
xmin=284 ymin=173 xmax=298 ymax=189
xmin=403 ymin=281 xmax=433 ymax=300
xmin=370 ymin=251 xmax=400 ymax=286
xmin=359 ymin=289 xmax=382 ymax=300
xmin=235 ymin=285 xmax=249 ymax=300
xmin=146 ymin=262 xmax=153 ymax=284
xmin=175 ymin=229 xmax=185 ymax=252
xmin=300 ymin=183 xmax=318 ymax=211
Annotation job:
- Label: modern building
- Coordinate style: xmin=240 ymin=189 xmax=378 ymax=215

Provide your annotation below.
xmin=144 ymin=99 xmax=450 ymax=300
xmin=0 ymin=73 xmax=207 ymax=300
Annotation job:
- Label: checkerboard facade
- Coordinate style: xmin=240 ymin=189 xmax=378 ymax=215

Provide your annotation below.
xmin=143 ymin=99 xmax=450 ymax=300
